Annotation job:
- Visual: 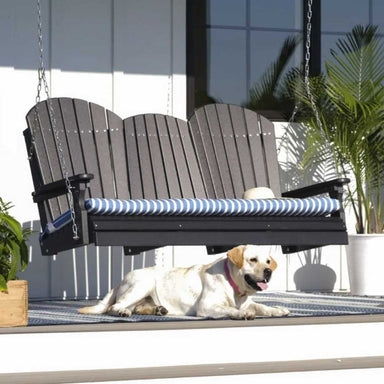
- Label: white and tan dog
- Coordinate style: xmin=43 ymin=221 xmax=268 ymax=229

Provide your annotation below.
xmin=79 ymin=245 xmax=290 ymax=319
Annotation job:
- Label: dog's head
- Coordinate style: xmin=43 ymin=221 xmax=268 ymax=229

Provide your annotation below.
xmin=227 ymin=245 xmax=277 ymax=292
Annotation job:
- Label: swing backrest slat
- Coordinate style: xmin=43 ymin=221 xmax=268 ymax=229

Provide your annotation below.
xmin=89 ymin=103 xmax=116 ymax=199
xmin=107 ymin=110 xmax=130 ymax=200
xmin=166 ymin=116 xmax=195 ymax=198
xmin=123 ymin=117 xmax=142 ymax=199
xmin=258 ymin=114 xmax=281 ymax=196
xmin=25 ymin=101 xmax=65 ymax=221
xmin=155 ymin=114 xmax=182 ymax=198
xmin=73 ymin=99 xmax=103 ymax=199
xmin=189 ymin=109 xmax=225 ymax=198
xmin=215 ymin=104 xmax=246 ymax=198
xmin=59 ymin=98 xmax=86 ymax=177
xmin=225 ymin=105 xmax=257 ymax=192
xmin=243 ymin=108 xmax=270 ymax=192
xmin=133 ymin=115 xmax=157 ymax=199
xmin=178 ymin=118 xmax=206 ymax=199
xmin=144 ymin=115 xmax=169 ymax=199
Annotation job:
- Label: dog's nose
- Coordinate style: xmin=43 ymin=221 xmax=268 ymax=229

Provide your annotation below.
xmin=264 ymin=268 xmax=272 ymax=281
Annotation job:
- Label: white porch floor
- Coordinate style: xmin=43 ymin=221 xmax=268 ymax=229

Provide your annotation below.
xmin=1 ymin=292 xmax=384 ymax=383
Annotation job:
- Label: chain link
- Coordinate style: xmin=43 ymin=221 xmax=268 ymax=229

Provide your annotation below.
xmin=31 ymin=0 xmax=79 ymax=240
xmin=304 ymin=0 xmax=323 ymax=131
xmin=29 ymin=0 xmax=43 ymax=159
xmin=279 ymin=0 xmax=326 ymax=156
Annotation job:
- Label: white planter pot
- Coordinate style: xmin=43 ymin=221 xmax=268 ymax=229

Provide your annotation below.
xmin=346 ymin=234 xmax=384 ymax=296
xmin=294 ymin=264 xmax=336 ymax=292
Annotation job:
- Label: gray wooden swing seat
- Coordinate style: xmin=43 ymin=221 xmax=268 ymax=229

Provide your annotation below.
xmin=24 ymin=98 xmax=349 ymax=256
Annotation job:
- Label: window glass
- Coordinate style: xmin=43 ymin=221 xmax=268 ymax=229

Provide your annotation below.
xmin=321 ymin=34 xmax=345 ymax=71
xmin=372 ymin=0 xmax=384 ymax=33
xmin=250 ymin=31 xmax=300 ymax=88
xmin=250 ymin=0 xmax=302 ymax=29
xmin=205 ymin=0 xmax=301 ymax=111
xmin=207 ymin=29 xmax=247 ymax=105
xmin=321 ymin=0 xmax=369 ymax=32
xmin=207 ymin=0 xmax=246 ymax=27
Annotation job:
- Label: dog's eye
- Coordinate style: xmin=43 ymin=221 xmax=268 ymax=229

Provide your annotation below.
xmin=250 ymin=257 xmax=258 ymax=263
xmin=266 ymin=259 xmax=271 ymax=264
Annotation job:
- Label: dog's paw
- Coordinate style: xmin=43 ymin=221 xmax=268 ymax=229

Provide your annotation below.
xmin=231 ymin=309 xmax=256 ymax=320
xmin=109 ymin=305 xmax=132 ymax=317
xmin=155 ymin=306 xmax=168 ymax=316
xmin=270 ymin=306 xmax=290 ymax=317
xmin=118 ymin=308 xmax=132 ymax=317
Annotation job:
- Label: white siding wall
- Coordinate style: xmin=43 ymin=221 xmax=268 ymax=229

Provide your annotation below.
xmin=1 ymin=0 xmax=351 ymax=300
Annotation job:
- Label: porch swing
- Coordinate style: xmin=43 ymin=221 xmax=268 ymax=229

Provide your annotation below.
xmin=24 ymin=0 xmax=349 ymax=256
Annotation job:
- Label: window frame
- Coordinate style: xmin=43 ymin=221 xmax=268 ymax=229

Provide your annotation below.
xmin=186 ymin=0 xmax=321 ymax=120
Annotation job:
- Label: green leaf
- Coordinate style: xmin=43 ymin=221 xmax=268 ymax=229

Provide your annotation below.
xmin=0 ymin=213 xmax=24 ymax=243
xmin=6 ymin=239 xmax=21 ymax=281
xmin=20 ymin=241 xmax=29 ymax=272
xmin=0 ymin=275 xmax=7 ymax=291
xmin=0 ymin=199 xmax=30 ymax=282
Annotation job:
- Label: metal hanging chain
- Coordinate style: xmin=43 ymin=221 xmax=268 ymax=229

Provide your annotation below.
xmin=303 ymin=0 xmax=324 ymax=133
xmin=32 ymin=0 xmax=79 ymax=240
xmin=278 ymin=0 xmax=324 ymax=155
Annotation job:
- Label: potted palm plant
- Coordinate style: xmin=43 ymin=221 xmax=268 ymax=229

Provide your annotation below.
xmin=295 ymin=25 xmax=384 ymax=295
xmin=0 ymin=198 xmax=29 ymax=326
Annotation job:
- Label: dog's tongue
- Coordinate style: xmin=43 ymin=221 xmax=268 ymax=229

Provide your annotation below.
xmin=257 ymin=282 xmax=268 ymax=291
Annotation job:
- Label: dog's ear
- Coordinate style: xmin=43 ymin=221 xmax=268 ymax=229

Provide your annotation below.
xmin=270 ymin=256 xmax=278 ymax=271
xmin=227 ymin=245 xmax=245 ymax=269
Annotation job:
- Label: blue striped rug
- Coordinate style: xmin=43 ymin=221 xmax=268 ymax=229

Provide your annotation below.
xmin=28 ymin=292 xmax=384 ymax=326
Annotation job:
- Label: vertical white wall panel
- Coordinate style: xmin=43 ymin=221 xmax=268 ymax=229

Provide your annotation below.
xmin=0 ymin=0 xmax=48 ymax=222
xmin=111 ymin=0 xmax=186 ymax=119
xmin=51 ymin=0 xmax=113 ymax=110
xmin=113 ymin=0 xmax=182 ymax=118
xmin=171 ymin=0 xmax=187 ymax=119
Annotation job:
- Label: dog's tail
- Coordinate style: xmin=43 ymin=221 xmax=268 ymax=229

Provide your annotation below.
xmin=78 ymin=288 xmax=117 ymax=315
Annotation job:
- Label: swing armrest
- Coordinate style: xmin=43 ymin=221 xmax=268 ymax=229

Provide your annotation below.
xmin=282 ymin=178 xmax=350 ymax=199
xmin=33 ymin=173 xmax=94 ymax=203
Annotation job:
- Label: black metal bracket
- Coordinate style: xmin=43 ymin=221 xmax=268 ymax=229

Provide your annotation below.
xmin=282 ymin=177 xmax=350 ymax=222
xmin=32 ymin=173 xmax=94 ymax=203
xmin=282 ymin=178 xmax=350 ymax=199
xmin=36 ymin=173 xmax=93 ymax=255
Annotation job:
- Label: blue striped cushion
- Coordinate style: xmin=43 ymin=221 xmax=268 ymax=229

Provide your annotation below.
xmin=40 ymin=197 xmax=340 ymax=239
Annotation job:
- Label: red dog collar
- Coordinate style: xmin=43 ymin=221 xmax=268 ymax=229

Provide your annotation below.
xmin=224 ymin=259 xmax=246 ymax=297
